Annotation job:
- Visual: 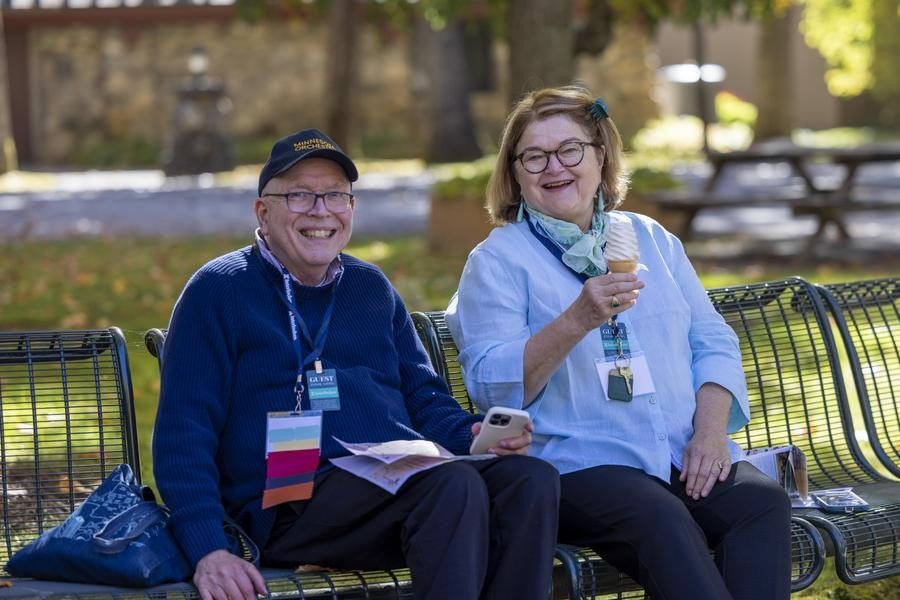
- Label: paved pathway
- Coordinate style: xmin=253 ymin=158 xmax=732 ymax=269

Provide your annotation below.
xmin=0 ymin=171 xmax=432 ymax=240
xmin=0 ymin=162 xmax=897 ymax=260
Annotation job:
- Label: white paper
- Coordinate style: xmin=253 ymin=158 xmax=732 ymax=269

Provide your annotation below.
xmin=331 ymin=438 xmax=493 ymax=493
xmin=743 ymin=444 xmax=810 ymax=508
xmin=335 ymin=438 xmax=454 ymax=463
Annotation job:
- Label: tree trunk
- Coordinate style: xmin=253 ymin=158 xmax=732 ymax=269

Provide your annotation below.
xmin=507 ymin=0 xmax=575 ymax=104
xmin=324 ymin=0 xmax=358 ymax=152
xmin=0 ymin=11 xmax=15 ymax=173
xmin=755 ymin=7 xmax=794 ymax=141
xmin=414 ymin=16 xmax=482 ymax=163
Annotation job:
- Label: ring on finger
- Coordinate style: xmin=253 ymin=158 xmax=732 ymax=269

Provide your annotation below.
xmin=713 ymin=460 xmax=725 ymax=471
xmin=611 ymin=295 xmax=621 ymax=308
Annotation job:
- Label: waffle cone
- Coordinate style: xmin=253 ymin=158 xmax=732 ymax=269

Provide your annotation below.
xmin=607 ymin=259 xmax=638 ymax=273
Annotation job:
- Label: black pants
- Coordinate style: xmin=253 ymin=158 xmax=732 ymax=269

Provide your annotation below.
xmin=264 ymin=455 xmax=560 ymax=600
xmin=558 ymin=461 xmax=791 ymax=600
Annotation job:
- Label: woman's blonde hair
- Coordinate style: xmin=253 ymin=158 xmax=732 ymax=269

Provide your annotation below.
xmin=486 ymin=83 xmax=628 ymax=224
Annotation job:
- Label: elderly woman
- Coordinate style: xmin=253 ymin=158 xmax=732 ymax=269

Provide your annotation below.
xmin=446 ymin=84 xmax=791 ymax=600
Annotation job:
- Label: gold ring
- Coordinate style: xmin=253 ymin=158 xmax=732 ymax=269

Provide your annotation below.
xmin=714 ymin=461 xmax=724 ymax=471
xmin=611 ymin=295 xmax=621 ymax=308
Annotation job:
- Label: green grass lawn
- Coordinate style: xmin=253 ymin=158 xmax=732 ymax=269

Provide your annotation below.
xmin=1 ymin=234 xmax=896 ymax=597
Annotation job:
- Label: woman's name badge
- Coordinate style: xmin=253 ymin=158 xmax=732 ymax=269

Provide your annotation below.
xmin=306 ymin=368 xmax=341 ymax=411
xmin=262 ymin=411 xmax=322 ymax=508
xmin=599 ymin=322 xmax=631 ymax=359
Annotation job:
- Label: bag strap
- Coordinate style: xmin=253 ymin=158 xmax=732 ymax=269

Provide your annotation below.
xmin=92 ymin=501 xmax=168 ymax=554
xmin=223 ymin=517 xmax=260 ymax=567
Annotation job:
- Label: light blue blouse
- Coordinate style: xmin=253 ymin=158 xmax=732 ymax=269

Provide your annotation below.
xmin=446 ymin=212 xmax=749 ymax=480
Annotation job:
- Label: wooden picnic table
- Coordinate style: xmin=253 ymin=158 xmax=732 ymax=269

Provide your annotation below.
xmin=654 ymin=142 xmax=900 ymax=243
xmin=705 ymin=142 xmax=900 ymax=195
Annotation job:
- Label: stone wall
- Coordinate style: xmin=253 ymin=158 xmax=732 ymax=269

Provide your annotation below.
xmin=26 ymin=16 xmax=657 ymax=166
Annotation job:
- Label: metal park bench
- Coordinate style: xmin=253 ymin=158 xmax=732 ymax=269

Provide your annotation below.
xmin=411 ymin=307 xmax=825 ymax=598
xmin=410 ymin=277 xmax=900 ymax=595
xmin=3 ymin=276 xmax=897 ymax=598
xmin=142 ymin=329 xmax=578 ymax=600
xmin=706 ymin=277 xmax=900 ymax=585
xmin=0 ymin=329 xmax=420 ymax=599
xmin=816 ymin=277 xmax=899 ymax=479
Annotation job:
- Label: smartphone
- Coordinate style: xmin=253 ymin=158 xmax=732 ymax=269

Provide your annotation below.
xmin=470 ymin=407 xmax=531 ymax=455
xmin=810 ymin=488 xmax=870 ymax=513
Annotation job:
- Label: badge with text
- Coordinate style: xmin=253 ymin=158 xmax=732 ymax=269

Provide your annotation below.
xmin=599 ymin=322 xmax=631 ymax=360
xmin=307 ymin=368 xmax=341 ymax=411
xmin=262 ymin=411 xmax=323 ymax=509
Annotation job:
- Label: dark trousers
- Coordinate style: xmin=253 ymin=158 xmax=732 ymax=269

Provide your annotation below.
xmin=264 ymin=455 xmax=560 ymax=600
xmin=558 ymin=461 xmax=791 ymax=600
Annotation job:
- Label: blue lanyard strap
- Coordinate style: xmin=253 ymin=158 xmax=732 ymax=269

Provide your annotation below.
xmin=524 ymin=212 xmax=589 ymax=284
xmin=277 ymin=267 xmax=340 ymax=408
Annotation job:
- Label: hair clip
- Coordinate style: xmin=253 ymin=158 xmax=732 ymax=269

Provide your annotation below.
xmin=589 ymin=97 xmax=610 ymax=121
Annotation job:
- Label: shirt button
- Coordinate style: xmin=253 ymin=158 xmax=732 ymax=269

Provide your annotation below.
xmin=649 ymin=396 xmax=657 ymax=404
xmin=657 ymin=433 xmax=667 ymax=441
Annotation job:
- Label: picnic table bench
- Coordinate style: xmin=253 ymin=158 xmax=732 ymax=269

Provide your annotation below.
xmin=646 ymin=143 xmax=900 ymax=243
xmin=1 ymin=275 xmax=898 ymax=598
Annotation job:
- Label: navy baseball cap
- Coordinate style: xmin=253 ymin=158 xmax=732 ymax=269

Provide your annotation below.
xmin=257 ymin=128 xmax=359 ymax=196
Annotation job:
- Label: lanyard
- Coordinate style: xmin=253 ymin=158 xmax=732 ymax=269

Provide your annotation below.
xmin=524 ymin=211 xmax=589 ymax=284
xmin=277 ymin=265 xmax=339 ymax=409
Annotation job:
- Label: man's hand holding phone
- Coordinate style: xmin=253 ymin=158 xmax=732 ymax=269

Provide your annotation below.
xmin=470 ymin=407 xmax=533 ymax=456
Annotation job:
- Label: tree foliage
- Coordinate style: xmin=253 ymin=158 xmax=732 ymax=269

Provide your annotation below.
xmin=798 ymin=0 xmax=873 ymax=97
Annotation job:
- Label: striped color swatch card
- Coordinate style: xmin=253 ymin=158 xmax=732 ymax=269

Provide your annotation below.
xmin=262 ymin=411 xmax=323 ymax=509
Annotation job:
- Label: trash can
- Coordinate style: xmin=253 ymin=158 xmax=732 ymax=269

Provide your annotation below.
xmin=655 ymin=63 xmax=725 ymax=117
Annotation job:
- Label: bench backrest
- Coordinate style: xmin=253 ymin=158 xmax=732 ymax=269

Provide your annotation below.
xmin=706 ymin=277 xmax=881 ymax=487
xmin=818 ymin=277 xmax=900 ymax=478
xmin=412 ymin=277 xmax=884 ymax=490
xmin=0 ymin=328 xmax=139 ymax=575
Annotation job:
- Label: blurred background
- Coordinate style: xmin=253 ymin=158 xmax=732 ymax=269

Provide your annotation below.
xmin=0 ymin=2 xmax=898 ymax=596
xmin=1 ymin=0 xmax=897 ymax=167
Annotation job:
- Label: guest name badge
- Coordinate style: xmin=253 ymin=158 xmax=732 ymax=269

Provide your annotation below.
xmin=599 ymin=322 xmax=631 ymax=360
xmin=262 ymin=410 xmax=322 ymax=508
xmin=594 ymin=354 xmax=656 ymax=401
xmin=307 ymin=368 xmax=341 ymax=411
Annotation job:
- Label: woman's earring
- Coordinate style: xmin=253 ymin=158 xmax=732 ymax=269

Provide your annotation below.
xmin=516 ymin=199 xmax=526 ymax=222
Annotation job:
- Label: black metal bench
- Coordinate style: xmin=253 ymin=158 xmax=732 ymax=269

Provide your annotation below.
xmin=816 ymin=278 xmax=899 ymax=478
xmin=0 ymin=329 xmax=410 ymax=599
xmin=142 ymin=329 xmax=579 ymax=599
xmin=411 ymin=287 xmax=830 ymax=598
xmin=410 ymin=276 xmax=900 ymax=594
xmin=705 ymin=277 xmax=900 ymax=585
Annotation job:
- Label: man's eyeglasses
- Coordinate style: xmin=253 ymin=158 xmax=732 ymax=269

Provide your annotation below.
xmin=513 ymin=141 xmax=597 ymax=174
xmin=262 ymin=191 xmax=355 ymax=214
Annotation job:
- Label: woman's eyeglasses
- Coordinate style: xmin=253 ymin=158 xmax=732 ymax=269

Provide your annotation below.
xmin=513 ymin=141 xmax=597 ymax=174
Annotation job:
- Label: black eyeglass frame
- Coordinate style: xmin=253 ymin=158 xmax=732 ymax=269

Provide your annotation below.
xmin=262 ymin=191 xmax=355 ymax=214
xmin=512 ymin=140 xmax=598 ymax=174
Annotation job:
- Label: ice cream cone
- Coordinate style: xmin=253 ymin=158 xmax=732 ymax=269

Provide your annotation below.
xmin=607 ymin=259 xmax=638 ymax=274
xmin=604 ymin=214 xmax=640 ymax=274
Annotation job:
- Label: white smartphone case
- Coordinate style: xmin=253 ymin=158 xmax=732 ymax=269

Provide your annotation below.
xmin=470 ymin=407 xmax=531 ymax=455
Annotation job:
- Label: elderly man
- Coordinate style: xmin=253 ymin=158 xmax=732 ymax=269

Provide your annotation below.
xmin=153 ymin=129 xmax=559 ymax=600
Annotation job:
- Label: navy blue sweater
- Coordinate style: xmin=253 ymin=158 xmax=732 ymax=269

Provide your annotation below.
xmin=153 ymin=246 xmax=479 ymax=567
